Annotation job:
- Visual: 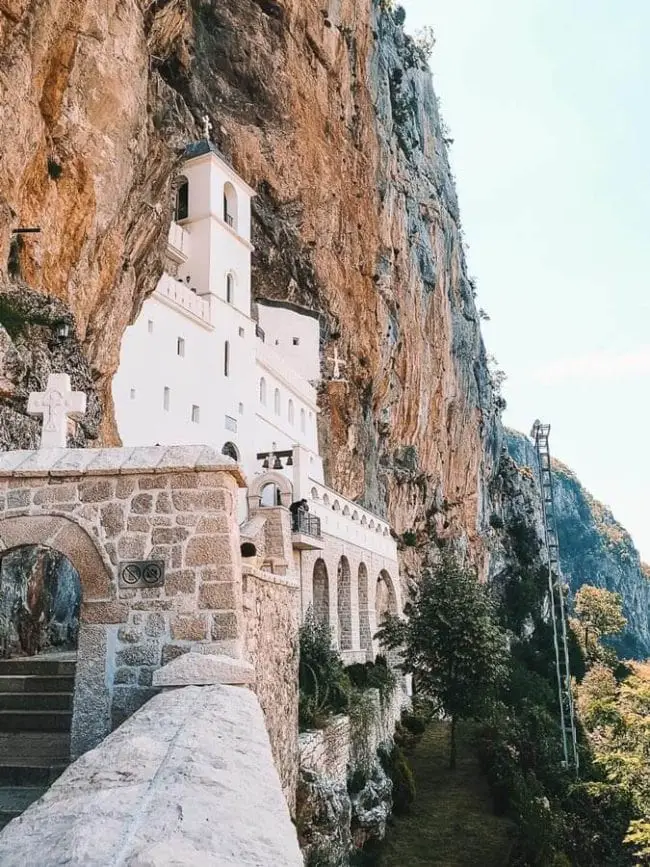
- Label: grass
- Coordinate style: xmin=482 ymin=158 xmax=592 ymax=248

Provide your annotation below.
xmin=378 ymin=720 xmax=514 ymax=867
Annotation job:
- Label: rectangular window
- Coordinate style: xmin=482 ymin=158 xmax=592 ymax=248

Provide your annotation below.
xmin=147 ymin=320 xmax=154 ymax=334
xmin=224 ymin=341 xmax=230 ymax=377
xmin=225 ymin=415 xmax=237 ymax=432
xmin=238 ymin=327 xmax=245 ymax=338
xmin=238 ymin=402 xmax=244 ymax=416
xmin=163 ymin=387 xmax=170 ymax=411
xmin=177 ymin=337 xmax=185 ymax=357
xmin=191 ymin=405 xmax=200 ymax=423
xmin=293 ymin=337 xmax=300 ymax=346
xmin=130 ymin=388 xmax=136 ymax=400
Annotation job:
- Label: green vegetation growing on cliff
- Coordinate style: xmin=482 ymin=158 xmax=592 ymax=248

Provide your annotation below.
xmin=381 ymin=536 xmax=644 ymax=865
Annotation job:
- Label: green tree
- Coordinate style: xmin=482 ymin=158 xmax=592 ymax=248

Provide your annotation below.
xmin=574 ymin=585 xmax=627 ymax=655
xmin=376 ymin=553 xmax=508 ymax=768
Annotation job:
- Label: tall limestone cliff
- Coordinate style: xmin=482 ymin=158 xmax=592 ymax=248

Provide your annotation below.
xmin=0 ymin=0 xmax=501 ymax=586
xmin=507 ymin=429 xmax=650 ymax=659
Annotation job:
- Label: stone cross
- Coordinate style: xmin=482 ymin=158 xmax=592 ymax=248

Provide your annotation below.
xmin=27 ymin=373 xmax=86 ymax=448
xmin=202 ymin=114 xmax=212 ymax=142
xmin=327 ymin=347 xmax=347 ymax=381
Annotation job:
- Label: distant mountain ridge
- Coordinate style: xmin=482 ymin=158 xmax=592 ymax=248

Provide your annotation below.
xmin=506 ymin=429 xmax=650 ymax=659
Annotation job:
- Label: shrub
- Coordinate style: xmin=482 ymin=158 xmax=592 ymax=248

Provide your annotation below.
xmin=47 ymin=157 xmax=63 ymax=180
xmin=299 ymin=608 xmax=350 ymax=729
xmin=393 ymin=4 xmax=406 ymax=26
xmin=345 ymin=656 xmax=396 ymax=699
xmin=379 ymin=744 xmax=415 ymax=815
xmin=401 ymin=530 xmax=417 ymax=547
xmin=401 ymin=710 xmax=426 ymax=737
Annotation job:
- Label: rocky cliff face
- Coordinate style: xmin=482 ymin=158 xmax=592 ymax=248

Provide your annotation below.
xmin=0 ymin=0 xmax=500 ymax=588
xmin=507 ymin=429 xmax=650 ymax=659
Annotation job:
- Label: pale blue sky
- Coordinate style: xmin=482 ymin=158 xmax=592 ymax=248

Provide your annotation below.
xmin=402 ymin=0 xmax=650 ymax=560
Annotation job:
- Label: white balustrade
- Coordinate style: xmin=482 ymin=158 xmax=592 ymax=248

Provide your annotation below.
xmin=306 ymin=479 xmax=397 ymax=560
xmin=155 ymin=273 xmax=212 ymax=325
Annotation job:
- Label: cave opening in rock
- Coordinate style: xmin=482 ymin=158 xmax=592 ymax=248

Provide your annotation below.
xmin=0 ymin=544 xmax=81 ymax=660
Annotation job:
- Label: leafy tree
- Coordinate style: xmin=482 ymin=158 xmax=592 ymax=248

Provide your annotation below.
xmin=574 ymin=585 xmax=627 ymax=656
xmin=376 ymin=553 xmax=508 ymax=768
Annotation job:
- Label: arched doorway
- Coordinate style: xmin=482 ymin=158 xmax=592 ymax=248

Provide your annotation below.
xmin=358 ymin=562 xmax=372 ymax=655
xmin=312 ymin=559 xmax=329 ymax=627
xmin=0 ymin=544 xmax=82 ymax=819
xmin=375 ymin=569 xmax=398 ymax=628
xmin=337 ymin=557 xmax=352 ymax=650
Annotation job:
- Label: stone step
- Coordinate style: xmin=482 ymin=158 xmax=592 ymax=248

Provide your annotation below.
xmin=0 ymin=733 xmax=70 ymax=765
xmin=0 ymin=710 xmax=72 ymax=733
xmin=0 ymin=693 xmax=72 ymax=712
xmin=0 ymin=786 xmax=46 ymax=829
xmin=0 ymin=659 xmax=75 ymax=677
xmin=0 ymin=675 xmax=75 ymax=694
xmin=0 ymin=763 xmax=66 ymax=787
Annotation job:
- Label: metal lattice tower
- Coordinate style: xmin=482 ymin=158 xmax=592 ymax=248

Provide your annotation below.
xmin=530 ymin=421 xmax=579 ymax=774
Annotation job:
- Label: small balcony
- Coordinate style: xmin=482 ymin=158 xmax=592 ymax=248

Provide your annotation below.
xmin=291 ymin=512 xmax=323 ymax=551
xmin=166 ymin=221 xmax=191 ymax=264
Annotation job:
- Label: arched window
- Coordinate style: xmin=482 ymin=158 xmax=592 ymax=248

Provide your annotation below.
xmin=175 ymin=177 xmax=189 ymax=221
xmin=221 ymin=442 xmax=239 ymax=461
xmin=288 ymin=399 xmax=294 ymax=425
xmin=300 ymin=408 xmax=306 ymax=433
xmin=310 ymin=487 xmax=319 ymax=500
xmin=274 ymin=388 xmax=281 ymax=415
xmin=259 ymin=377 xmax=267 ymax=404
xmin=224 ymin=341 xmax=230 ymax=377
xmin=223 ymin=182 xmax=237 ymax=230
xmin=226 ymin=273 xmax=234 ymax=304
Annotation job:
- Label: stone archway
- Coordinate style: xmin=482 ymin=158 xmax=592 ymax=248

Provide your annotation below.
xmin=337 ymin=556 xmax=352 ymax=651
xmin=358 ymin=562 xmax=372 ymax=655
xmin=0 ymin=515 xmax=115 ymax=758
xmin=375 ymin=569 xmax=398 ymax=628
xmin=312 ymin=558 xmax=329 ymax=627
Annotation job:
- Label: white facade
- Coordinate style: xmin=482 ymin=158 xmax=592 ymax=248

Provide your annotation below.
xmin=113 ymin=140 xmax=400 ymax=645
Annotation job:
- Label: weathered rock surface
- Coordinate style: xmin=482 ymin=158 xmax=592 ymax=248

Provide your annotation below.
xmin=507 ymin=429 xmax=650 ymax=658
xmin=0 ymin=684 xmax=303 ymax=866
xmin=0 ymin=0 xmax=501 ymax=588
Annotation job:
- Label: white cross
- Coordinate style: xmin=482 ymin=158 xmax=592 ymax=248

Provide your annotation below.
xmin=327 ymin=347 xmax=347 ymax=380
xmin=202 ymin=114 xmax=212 ymax=142
xmin=27 ymin=373 xmax=86 ymax=449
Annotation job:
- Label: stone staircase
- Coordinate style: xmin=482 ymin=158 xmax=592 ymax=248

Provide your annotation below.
xmin=0 ymin=654 xmax=75 ymax=830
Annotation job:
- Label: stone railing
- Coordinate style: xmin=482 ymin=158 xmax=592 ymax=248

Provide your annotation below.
xmin=0 ymin=686 xmax=303 ymax=866
xmin=305 ymin=479 xmax=397 ymax=560
xmin=155 ymin=272 xmax=212 ymax=325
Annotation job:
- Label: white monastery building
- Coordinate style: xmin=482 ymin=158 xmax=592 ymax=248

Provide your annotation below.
xmin=113 ymin=138 xmax=401 ymax=660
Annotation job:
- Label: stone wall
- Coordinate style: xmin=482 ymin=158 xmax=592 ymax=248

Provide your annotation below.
xmin=297 ymin=685 xmax=407 ymax=864
xmin=0 ymin=685 xmax=303 ymax=867
xmin=243 ymin=564 xmax=300 ymax=807
xmin=299 ymin=686 xmax=405 ymax=785
xmin=0 ymin=446 xmax=246 ymax=756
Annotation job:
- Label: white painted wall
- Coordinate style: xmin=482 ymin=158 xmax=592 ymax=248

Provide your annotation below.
xmin=257 ymin=302 xmax=321 ymax=383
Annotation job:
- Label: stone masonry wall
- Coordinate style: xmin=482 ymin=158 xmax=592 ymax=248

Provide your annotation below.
xmin=299 ymin=685 xmax=406 ymax=786
xmin=0 ymin=446 xmax=245 ymax=756
xmin=243 ymin=565 xmax=300 ymax=808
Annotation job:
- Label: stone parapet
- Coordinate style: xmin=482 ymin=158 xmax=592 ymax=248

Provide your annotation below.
xmin=0 ymin=686 xmax=303 ymax=866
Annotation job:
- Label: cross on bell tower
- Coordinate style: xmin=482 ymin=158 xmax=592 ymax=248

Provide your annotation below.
xmin=27 ymin=373 xmax=87 ymax=448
